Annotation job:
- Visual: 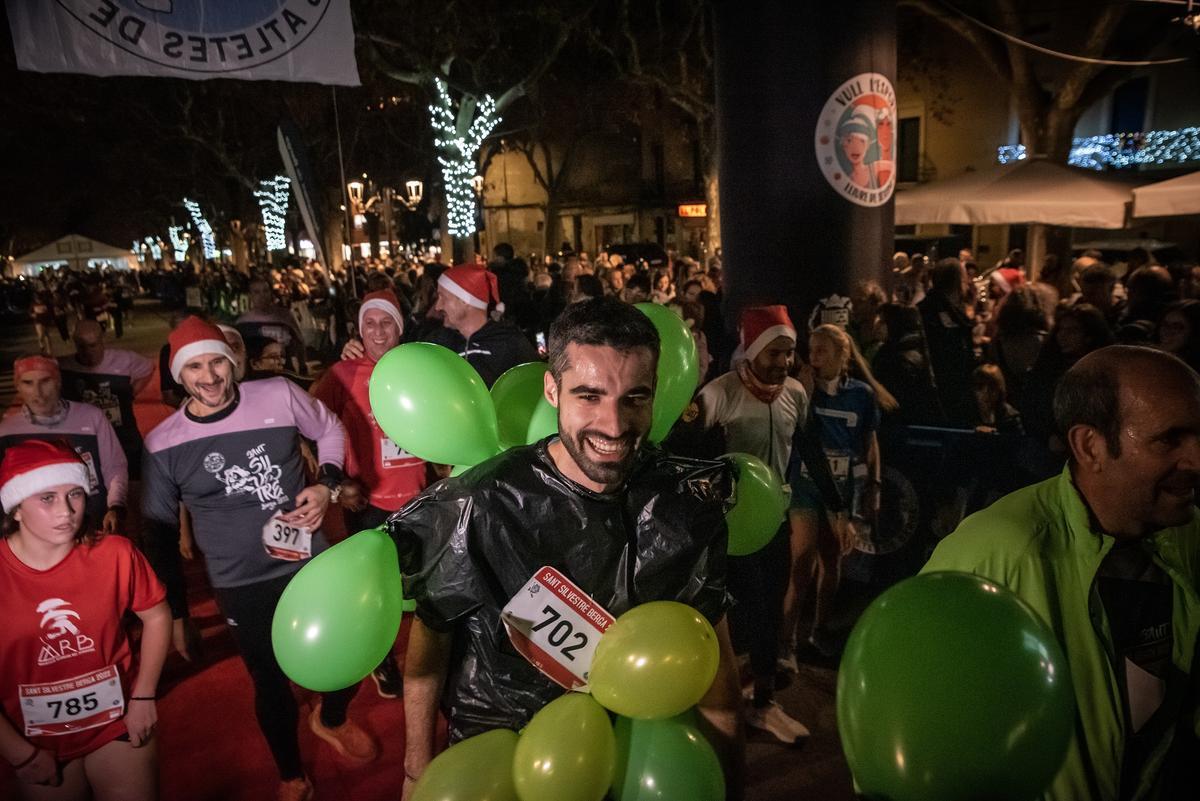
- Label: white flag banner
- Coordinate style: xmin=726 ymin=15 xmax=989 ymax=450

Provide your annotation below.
xmin=5 ymin=0 xmax=360 ymax=86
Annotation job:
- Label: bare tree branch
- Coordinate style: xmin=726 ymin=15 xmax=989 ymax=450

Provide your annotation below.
xmin=1055 ymin=3 xmax=1127 ymax=110
xmin=899 ymin=0 xmax=1013 ymax=85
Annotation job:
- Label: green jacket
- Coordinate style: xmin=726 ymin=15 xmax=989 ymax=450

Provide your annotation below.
xmin=923 ymin=467 xmax=1200 ymax=801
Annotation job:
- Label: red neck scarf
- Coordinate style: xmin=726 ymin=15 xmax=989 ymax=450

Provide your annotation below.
xmin=737 ymin=360 xmax=785 ymax=404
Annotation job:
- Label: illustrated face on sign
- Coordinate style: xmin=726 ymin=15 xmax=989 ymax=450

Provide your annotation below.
xmin=841 ymin=132 xmax=869 ymax=166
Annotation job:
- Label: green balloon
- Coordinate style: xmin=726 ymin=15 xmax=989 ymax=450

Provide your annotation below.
xmin=491 ymin=362 xmax=558 ymax=448
xmin=612 ymin=713 xmax=724 ymax=801
xmin=590 ymin=602 xmax=720 ymax=720
xmin=368 ymin=342 xmax=502 ymax=466
xmin=513 ymin=693 xmax=616 ymax=801
xmin=722 ymin=453 xmax=788 ymax=556
xmin=635 ymin=303 xmax=699 ymax=443
xmin=271 ymin=529 xmax=403 ymax=692
xmin=412 ymin=729 xmax=519 ymax=801
xmin=837 ymin=572 xmax=1075 ymax=801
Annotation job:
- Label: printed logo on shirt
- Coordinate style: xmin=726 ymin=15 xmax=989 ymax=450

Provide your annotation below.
xmin=76 ymin=380 xmax=123 ymax=428
xmin=205 ymin=443 xmax=289 ymax=510
xmin=35 ymin=598 xmax=97 ymax=666
xmin=816 ymin=406 xmax=860 ymax=428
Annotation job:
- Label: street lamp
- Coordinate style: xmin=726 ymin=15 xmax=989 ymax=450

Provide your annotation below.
xmin=347 ymin=180 xmax=365 ymax=210
xmin=403 ymin=179 xmax=424 ymax=210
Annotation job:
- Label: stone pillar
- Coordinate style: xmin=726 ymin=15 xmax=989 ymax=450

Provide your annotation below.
xmin=715 ymin=0 xmax=896 ymax=336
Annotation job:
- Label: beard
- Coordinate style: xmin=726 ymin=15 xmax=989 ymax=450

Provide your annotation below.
xmin=559 ymin=427 xmax=641 ymax=489
xmin=188 ymin=378 xmax=234 ymax=408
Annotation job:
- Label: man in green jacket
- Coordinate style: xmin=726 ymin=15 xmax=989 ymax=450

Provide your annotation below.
xmin=925 ymin=345 xmax=1200 ymax=800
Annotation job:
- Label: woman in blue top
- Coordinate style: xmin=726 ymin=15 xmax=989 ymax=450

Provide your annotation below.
xmin=784 ymin=324 xmax=895 ymax=658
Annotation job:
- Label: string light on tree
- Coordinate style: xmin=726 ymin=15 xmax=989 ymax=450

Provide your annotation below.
xmin=143 ymin=237 xmax=163 ymax=261
xmin=168 ymin=226 xmax=188 ymax=262
xmin=997 ymin=126 xmax=1200 ymax=169
xmin=427 ymin=77 xmax=501 ymax=238
xmin=182 ymin=197 xmax=217 ymax=259
xmin=254 ymin=175 xmax=291 ymax=252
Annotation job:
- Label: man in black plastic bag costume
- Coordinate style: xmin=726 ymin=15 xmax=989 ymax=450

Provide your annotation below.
xmin=390 ymin=296 xmax=743 ymax=799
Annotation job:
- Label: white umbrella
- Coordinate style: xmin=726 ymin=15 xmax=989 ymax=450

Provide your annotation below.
xmin=1132 ymin=171 xmax=1200 ymax=218
xmin=895 ymin=157 xmax=1141 ymax=230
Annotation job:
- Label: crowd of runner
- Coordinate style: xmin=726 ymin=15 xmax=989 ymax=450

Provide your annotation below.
xmin=3 ymin=241 xmax=1200 ymax=801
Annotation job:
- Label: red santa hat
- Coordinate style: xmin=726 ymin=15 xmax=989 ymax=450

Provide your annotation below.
xmin=740 ymin=305 xmax=797 ymax=361
xmin=169 ymin=316 xmax=236 ymax=382
xmin=358 ymin=289 xmax=405 ymax=334
xmin=438 ymin=264 xmax=502 ymax=311
xmin=13 ymin=355 xmax=60 ymax=382
xmin=0 ymin=439 xmax=92 ymax=513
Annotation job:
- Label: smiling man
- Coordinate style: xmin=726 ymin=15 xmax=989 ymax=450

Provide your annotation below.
xmin=311 ymin=289 xmax=424 ymax=699
xmin=389 ymin=297 xmax=744 ymax=801
xmin=924 ymin=345 xmax=1200 ymax=801
xmin=141 ymin=316 xmax=375 ymax=801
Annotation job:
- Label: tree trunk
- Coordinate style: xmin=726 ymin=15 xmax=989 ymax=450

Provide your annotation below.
xmin=1020 ymin=105 xmax=1081 ymax=279
xmin=704 ymin=164 xmax=721 ymax=260
xmin=542 ymin=195 xmax=561 ymax=263
xmin=324 ymin=208 xmax=346 ymax=272
xmin=230 ymin=224 xmax=249 ymax=273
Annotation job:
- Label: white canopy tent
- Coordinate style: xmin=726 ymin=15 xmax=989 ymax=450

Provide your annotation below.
xmin=1132 ymin=171 xmax=1200 ymax=218
xmin=895 ymin=158 xmax=1141 ymax=230
xmin=13 ymin=234 xmax=138 ymax=276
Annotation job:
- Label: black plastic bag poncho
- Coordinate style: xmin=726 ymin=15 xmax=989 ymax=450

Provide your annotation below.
xmin=388 ymin=438 xmax=733 ymax=740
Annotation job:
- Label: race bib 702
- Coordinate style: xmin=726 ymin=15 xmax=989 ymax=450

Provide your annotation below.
xmin=501 ymin=566 xmax=613 ymax=691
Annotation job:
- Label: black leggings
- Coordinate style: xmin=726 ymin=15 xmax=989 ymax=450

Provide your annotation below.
xmin=727 ymin=524 xmax=791 ymax=705
xmin=213 ymin=573 xmax=359 ymax=780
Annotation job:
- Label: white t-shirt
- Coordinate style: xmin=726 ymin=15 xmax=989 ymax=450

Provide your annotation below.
xmin=697 ymin=369 xmax=808 ymax=478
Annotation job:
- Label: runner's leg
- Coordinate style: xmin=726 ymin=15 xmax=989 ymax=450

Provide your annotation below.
xmin=83 ymin=735 xmax=157 ymax=801
xmin=213 ymin=575 xmax=305 ymax=781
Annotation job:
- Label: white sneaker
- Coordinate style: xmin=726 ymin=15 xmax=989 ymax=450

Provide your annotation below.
xmin=746 ymin=701 xmax=811 ymax=745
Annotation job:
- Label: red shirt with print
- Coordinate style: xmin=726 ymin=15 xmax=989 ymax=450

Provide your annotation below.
xmin=312 ymin=357 xmax=427 ymax=512
xmin=0 ymin=534 xmax=165 ymax=760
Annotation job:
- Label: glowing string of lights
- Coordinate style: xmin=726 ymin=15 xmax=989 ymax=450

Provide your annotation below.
xmin=144 ymin=237 xmax=162 ymax=261
xmin=997 ymin=126 xmax=1200 ymax=170
xmin=428 ymin=77 xmax=501 ymax=238
xmin=182 ymin=198 xmax=216 ymax=259
xmin=254 ymin=175 xmax=291 ymax=252
xmin=168 ymin=226 xmax=188 ymax=262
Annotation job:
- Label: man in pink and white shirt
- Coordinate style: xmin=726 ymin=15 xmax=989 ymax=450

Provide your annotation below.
xmin=0 ymin=355 xmax=128 ymax=531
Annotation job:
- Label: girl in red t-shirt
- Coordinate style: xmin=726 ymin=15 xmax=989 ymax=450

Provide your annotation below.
xmin=0 ymin=440 xmax=170 ymax=800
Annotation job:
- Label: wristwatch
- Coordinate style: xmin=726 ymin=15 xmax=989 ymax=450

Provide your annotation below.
xmin=321 ymin=480 xmax=342 ymax=504
xmin=317 ymin=464 xmax=344 ymax=503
